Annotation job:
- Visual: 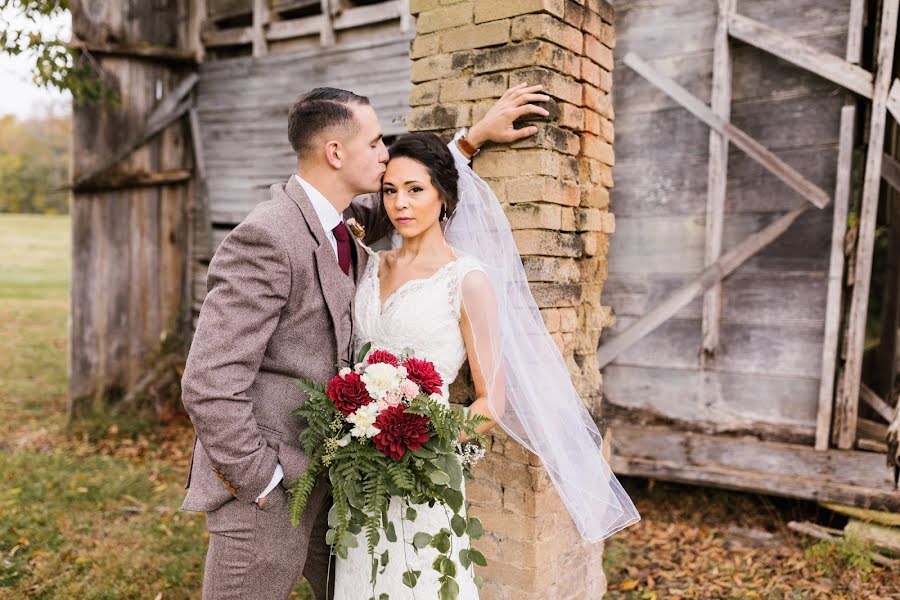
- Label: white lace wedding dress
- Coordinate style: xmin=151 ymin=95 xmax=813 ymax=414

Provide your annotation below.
xmin=334 ymin=250 xmax=483 ymax=599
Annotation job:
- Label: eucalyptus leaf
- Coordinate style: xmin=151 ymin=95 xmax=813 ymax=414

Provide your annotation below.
xmin=432 ymin=532 xmax=451 ymax=554
xmin=325 ymin=528 xmax=336 ymax=546
xmin=413 ymin=532 xmax=433 ymax=549
xmin=402 ymin=570 xmax=420 ymax=588
xmin=473 ymin=574 xmax=484 ymax=589
xmin=468 ymin=548 xmax=487 ymax=567
xmin=385 ymin=521 xmax=397 ymax=543
xmin=438 ymin=576 xmax=460 ymax=600
xmin=405 ymin=506 xmax=417 ymax=521
xmin=458 ymin=548 xmax=471 ymax=569
xmin=466 ymin=517 xmax=483 ymax=540
xmin=341 ymin=531 xmax=359 ymax=549
xmin=450 ymin=514 xmax=466 ymax=537
xmin=327 ymin=505 xmax=339 ymax=528
xmin=380 ymin=549 xmax=389 ymax=567
xmin=428 ymin=469 xmax=450 ymax=486
xmin=440 ymin=557 xmax=457 ymax=577
xmin=443 ymin=488 xmax=463 ymax=513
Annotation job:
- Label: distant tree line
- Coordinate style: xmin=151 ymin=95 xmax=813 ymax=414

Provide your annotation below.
xmin=0 ymin=113 xmax=70 ymax=214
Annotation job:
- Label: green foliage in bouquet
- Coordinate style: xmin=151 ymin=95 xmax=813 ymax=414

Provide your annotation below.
xmin=287 ymin=344 xmax=491 ymax=600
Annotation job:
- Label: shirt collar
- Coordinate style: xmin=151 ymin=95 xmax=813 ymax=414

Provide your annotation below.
xmin=293 ymin=174 xmax=343 ymax=234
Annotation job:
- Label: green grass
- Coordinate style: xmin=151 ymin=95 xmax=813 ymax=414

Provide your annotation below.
xmin=0 ymin=215 xmax=313 ymax=599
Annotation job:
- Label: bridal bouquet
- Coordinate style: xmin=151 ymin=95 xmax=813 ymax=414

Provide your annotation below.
xmin=288 ymin=343 xmax=490 ymax=599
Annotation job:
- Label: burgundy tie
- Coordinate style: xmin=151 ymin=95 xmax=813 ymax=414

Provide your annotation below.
xmin=332 ymin=223 xmax=351 ymax=276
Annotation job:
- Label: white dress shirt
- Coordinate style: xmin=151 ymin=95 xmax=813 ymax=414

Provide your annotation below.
xmin=258 ymin=138 xmax=470 ymax=503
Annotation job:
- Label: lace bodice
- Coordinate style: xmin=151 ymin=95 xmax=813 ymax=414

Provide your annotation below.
xmin=353 ymin=251 xmax=485 ymax=395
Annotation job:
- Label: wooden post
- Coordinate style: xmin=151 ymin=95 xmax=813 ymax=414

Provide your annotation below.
xmin=701 ymin=0 xmax=734 ymax=363
xmin=320 ymin=0 xmax=336 ymax=46
xmin=815 ymin=0 xmax=865 ymax=451
xmin=835 ymin=0 xmax=900 ymax=449
xmin=69 ymin=0 xmax=194 ymax=417
xmin=252 ymin=0 xmax=270 ymax=57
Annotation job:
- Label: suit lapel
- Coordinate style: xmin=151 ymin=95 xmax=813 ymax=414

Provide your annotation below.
xmin=285 ymin=177 xmax=354 ymax=359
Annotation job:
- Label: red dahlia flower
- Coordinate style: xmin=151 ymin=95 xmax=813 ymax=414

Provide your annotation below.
xmin=372 ymin=405 xmax=431 ymax=460
xmin=402 ymin=357 xmax=443 ymax=395
xmin=326 ymin=371 xmax=373 ymax=416
xmin=366 ymin=349 xmax=399 ymax=367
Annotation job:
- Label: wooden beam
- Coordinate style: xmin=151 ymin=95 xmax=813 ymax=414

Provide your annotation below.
xmin=860 ymin=383 xmax=894 ymax=422
xmin=701 ymin=0 xmax=734 ymax=362
xmin=624 ymin=52 xmax=831 ymax=209
xmin=252 ymin=0 xmax=270 ymax=57
xmin=727 ymin=13 xmax=874 ymax=100
xmin=333 ymin=0 xmax=402 ymax=29
xmin=267 ymin=15 xmax=323 ymax=41
xmin=202 ymin=25 xmax=254 ymax=48
xmin=73 ymin=169 xmax=192 ymax=193
xmin=888 ymin=79 xmax=900 ymax=123
xmin=399 ymin=0 xmax=413 ymax=33
xmin=816 ymin=0 xmax=865 ymax=451
xmin=817 ymin=104 xmax=857 ymax=450
xmin=320 ymin=0 xmax=335 ymax=46
xmin=70 ymin=38 xmax=198 ymax=64
xmin=598 ymin=204 xmax=810 ymax=368
xmin=836 ymin=0 xmax=900 ymax=450
xmin=191 ymin=0 xmax=207 ymax=62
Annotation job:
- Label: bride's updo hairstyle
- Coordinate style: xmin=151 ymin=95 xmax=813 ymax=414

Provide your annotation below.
xmin=387 ymin=133 xmax=460 ymax=221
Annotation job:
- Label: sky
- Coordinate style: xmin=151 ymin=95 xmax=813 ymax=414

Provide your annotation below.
xmin=0 ymin=7 xmax=72 ymax=119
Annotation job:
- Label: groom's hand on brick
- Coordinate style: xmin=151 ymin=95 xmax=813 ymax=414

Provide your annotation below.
xmin=467 ymin=83 xmax=551 ymax=148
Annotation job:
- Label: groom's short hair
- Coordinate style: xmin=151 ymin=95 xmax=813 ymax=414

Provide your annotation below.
xmin=288 ymin=87 xmax=370 ymax=160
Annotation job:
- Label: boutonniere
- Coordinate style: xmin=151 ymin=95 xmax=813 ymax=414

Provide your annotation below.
xmin=345 ymin=218 xmax=366 ymax=240
xmin=345 ymin=218 xmax=376 ymax=257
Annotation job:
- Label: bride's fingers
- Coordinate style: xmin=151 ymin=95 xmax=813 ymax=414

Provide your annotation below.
xmin=513 ymin=93 xmax=551 ymax=106
xmin=512 ymin=103 xmax=550 ymax=119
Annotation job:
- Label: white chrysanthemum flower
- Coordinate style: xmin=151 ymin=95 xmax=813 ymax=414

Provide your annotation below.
xmin=338 ymin=367 xmax=352 ymax=378
xmin=346 ymin=402 xmax=382 ymax=438
xmin=361 ymin=362 xmax=403 ymax=400
xmin=398 ymin=365 xmax=408 ymax=378
xmin=335 ymin=433 xmax=352 ymax=447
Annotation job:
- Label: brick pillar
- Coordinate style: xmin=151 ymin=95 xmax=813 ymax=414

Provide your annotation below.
xmin=407 ymin=1 xmax=616 ymax=598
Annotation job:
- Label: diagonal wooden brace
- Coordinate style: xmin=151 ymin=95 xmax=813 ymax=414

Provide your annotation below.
xmin=624 ymin=52 xmax=831 ymax=209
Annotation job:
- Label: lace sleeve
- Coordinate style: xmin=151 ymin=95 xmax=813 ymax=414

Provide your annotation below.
xmin=449 ymin=256 xmax=486 ymax=318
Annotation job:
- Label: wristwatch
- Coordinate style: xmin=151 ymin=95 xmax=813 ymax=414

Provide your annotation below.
xmin=455 ymin=128 xmax=481 ymax=159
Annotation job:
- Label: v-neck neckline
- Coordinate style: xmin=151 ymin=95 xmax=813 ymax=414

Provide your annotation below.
xmin=373 ymin=252 xmax=459 ymax=316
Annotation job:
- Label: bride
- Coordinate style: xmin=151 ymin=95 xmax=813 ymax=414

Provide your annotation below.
xmin=335 ymin=132 xmax=640 ymax=598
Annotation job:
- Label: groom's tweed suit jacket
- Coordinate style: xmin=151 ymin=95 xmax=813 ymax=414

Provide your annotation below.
xmin=181 ymin=176 xmax=386 ymax=512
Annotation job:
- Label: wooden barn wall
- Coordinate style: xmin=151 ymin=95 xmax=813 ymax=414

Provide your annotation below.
xmin=602 ymin=0 xmax=850 ymax=442
xmin=192 ymin=34 xmax=412 ymax=314
xmin=69 ymin=0 xmax=194 ymax=415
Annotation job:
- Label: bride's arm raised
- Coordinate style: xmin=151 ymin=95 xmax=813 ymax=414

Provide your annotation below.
xmin=458 ymin=268 xmax=506 ymax=443
xmin=348 ymin=83 xmax=550 ymax=236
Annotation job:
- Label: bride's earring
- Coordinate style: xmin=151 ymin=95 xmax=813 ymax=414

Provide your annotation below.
xmin=440 ymin=204 xmax=448 ymax=222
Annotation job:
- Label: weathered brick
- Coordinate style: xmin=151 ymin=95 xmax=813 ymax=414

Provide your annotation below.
xmin=407 ymin=103 xmax=471 ymax=130
xmin=599 ymin=210 xmax=616 ymax=233
xmin=562 ymin=0 xmax=585 ymax=28
xmin=599 ymin=66 xmax=613 ymax=92
xmin=540 ymin=307 xmax=561 ymax=332
xmin=509 ymin=66 xmax=582 ymax=106
xmin=599 ymin=22 xmax=616 ymax=48
xmin=511 ymin=13 xmax=583 ymax=53
xmin=581 ymin=6 xmax=604 ymax=37
xmin=560 ymin=206 xmax=576 ymax=231
xmin=521 ymin=256 xmax=580 ymax=282
xmin=410 ymin=53 xmax=453 ymax=82
xmin=586 ymin=0 xmax=614 ymax=24
xmin=575 ymin=207 xmax=603 ymax=231
xmin=417 ymin=3 xmax=473 ymax=34
xmin=582 ymin=83 xmax=611 ymax=117
xmin=440 ymin=72 xmax=508 ymax=102
xmin=505 ymin=202 xmax=562 ymax=230
xmin=584 ymin=108 xmax=600 ymax=135
xmin=581 ymin=132 xmax=614 ymax=165
xmin=473 ymin=39 xmax=573 ymax=74
xmin=439 ymin=19 xmax=511 ymax=52
xmin=474 ymin=0 xmax=565 ymax=23
xmin=560 ymin=307 xmax=578 ymax=332
xmin=411 ymin=32 xmax=439 ymax=58
xmin=580 ymin=231 xmax=608 ymax=257
xmin=513 ymin=229 xmax=583 ymax=257
xmin=580 ymin=184 xmax=610 ymax=208
xmin=409 ymin=0 xmax=440 ymax=14
xmin=600 ymin=114 xmax=614 ymax=142
xmin=474 ymin=148 xmax=566 ymax=177
xmin=530 ymin=282 xmax=583 ymax=307
xmin=508 ymin=123 xmax=581 ymax=155
xmin=409 ymin=80 xmax=440 ymax=106
xmin=558 ymin=102 xmax=584 ymax=130
xmin=505 ymin=175 xmax=580 ymax=206
xmin=584 ymin=34 xmax=614 ymax=70
xmin=579 ymin=56 xmax=600 ymax=86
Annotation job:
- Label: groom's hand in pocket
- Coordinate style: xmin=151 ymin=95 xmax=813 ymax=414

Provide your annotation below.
xmin=467 ymin=83 xmax=551 ymax=148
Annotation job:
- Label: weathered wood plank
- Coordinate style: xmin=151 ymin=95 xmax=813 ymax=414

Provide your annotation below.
xmin=835 ymin=0 xmax=900 ymax=449
xmin=860 ymin=383 xmax=894 ymax=423
xmin=603 ymin=365 xmax=818 ymax=439
xmin=702 ymin=0 xmax=734 ymax=360
xmin=609 ymin=426 xmax=898 ymax=510
xmin=605 ymin=315 xmax=824 ymax=379
xmin=598 ymin=204 xmax=813 ymax=368
xmin=817 ymin=103 xmax=857 ymax=450
xmin=70 ymin=38 xmax=198 ymax=64
xmin=727 ymin=13 xmax=873 ymax=99
xmin=888 ymin=79 xmax=900 ymax=123
xmin=622 ymin=52 xmax=832 ymax=208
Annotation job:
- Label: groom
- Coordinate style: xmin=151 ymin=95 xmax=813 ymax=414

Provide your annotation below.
xmin=180 ymin=84 xmax=549 ymax=599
